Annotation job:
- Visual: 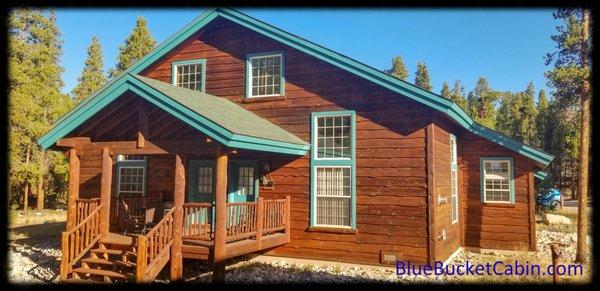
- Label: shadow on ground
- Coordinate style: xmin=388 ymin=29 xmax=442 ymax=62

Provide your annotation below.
xmin=9 ymin=221 xmax=65 ymax=284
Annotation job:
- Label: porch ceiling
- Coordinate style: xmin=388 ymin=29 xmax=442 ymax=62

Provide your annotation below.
xmin=38 ymin=74 xmax=310 ymax=156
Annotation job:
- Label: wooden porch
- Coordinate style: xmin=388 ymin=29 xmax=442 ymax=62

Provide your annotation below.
xmin=59 ymin=141 xmax=291 ymax=284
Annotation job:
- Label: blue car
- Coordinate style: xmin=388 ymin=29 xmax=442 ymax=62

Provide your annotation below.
xmin=536 ymin=188 xmax=562 ymax=212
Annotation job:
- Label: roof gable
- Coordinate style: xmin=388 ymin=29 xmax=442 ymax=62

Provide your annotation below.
xmin=40 ymin=8 xmax=553 ymax=166
xmin=38 ymin=73 xmax=309 ymax=155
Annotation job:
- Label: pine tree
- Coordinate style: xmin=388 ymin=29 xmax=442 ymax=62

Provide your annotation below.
xmin=109 ymin=16 xmax=156 ymax=78
xmin=72 ymin=36 xmax=107 ymax=102
xmin=386 ymin=56 xmax=409 ymax=80
xmin=535 ymin=89 xmax=551 ymax=150
xmin=449 ymin=80 xmax=468 ymax=110
xmin=414 ymin=62 xmax=432 ymax=91
xmin=545 ymin=8 xmax=591 ymax=264
xmin=466 ymin=77 xmax=499 ymax=129
xmin=440 ymin=82 xmax=451 ymax=99
xmin=495 ymin=91 xmax=520 ymax=138
xmin=8 ymin=9 xmax=73 ymax=211
xmin=518 ymin=82 xmax=538 ymax=144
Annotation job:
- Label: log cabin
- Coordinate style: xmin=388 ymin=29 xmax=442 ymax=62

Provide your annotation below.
xmin=37 ymin=8 xmax=554 ymax=283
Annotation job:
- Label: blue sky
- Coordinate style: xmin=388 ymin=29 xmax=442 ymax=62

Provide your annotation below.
xmin=55 ymin=8 xmax=560 ymax=98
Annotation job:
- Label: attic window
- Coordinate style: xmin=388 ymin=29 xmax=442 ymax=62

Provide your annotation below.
xmin=172 ymin=59 xmax=206 ymax=92
xmin=246 ymin=52 xmax=284 ymax=98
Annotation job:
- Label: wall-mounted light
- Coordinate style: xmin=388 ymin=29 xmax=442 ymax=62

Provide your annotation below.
xmin=261 ymin=160 xmax=274 ymax=190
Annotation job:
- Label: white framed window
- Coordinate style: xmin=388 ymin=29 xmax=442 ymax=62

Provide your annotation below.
xmin=310 ymin=111 xmax=356 ymax=229
xmin=314 ymin=115 xmax=351 ymax=159
xmin=237 ymin=166 xmax=255 ymax=196
xmin=197 ymin=166 xmax=213 ymax=194
xmin=481 ymin=158 xmax=514 ymax=203
xmin=314 ymin=166 xmax=351 ymax=227
xmin=450 ymin=135 xmax=458 ymax=224
xmin=171 ymin=59 xmax=206 ymax=92
xmin=117 ymin=155 xmax=146 ymax=197
xmin=246 ymin=52 xmax=284 ymax=98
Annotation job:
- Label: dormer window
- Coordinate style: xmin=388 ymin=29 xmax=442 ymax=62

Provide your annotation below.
xmin=246 ymin=52 xmax=285 ymax=98
xmin=172 ymin=59 xmax=206 ymax=92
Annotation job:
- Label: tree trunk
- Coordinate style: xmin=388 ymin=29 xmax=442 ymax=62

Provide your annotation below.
xmin=23 ymin=145 xmax=31 ymax=212
xmin=36 ymin=150 xmax=46 ymax=211
xmin=575 ymin=8 xmax=590 ymax=264
xmin=571 ymin=158 xmax=577 ymax=199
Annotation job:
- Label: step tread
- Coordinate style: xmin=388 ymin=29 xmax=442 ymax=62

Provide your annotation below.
xmin=100 ymin=233 xmax=134 ymax=246
xmin=72 ymin=267 xmax=127 ymax=279
xmin=81 ymin=257 xmax=137 ymax=268
xmin=91 ymin=248 xmax=136 ymax=256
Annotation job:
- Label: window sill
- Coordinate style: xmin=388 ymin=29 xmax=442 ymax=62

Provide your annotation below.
xmin=306 ymin=226 xmax=358 ymax=234
xmin=481 ymin=202 xmax=516 ymax=208
xmin=242 ymin=96 xmax=286 ymax=103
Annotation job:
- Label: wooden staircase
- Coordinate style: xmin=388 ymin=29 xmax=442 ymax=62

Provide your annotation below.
xmin=63 ymin=233 xmax=137 ymax=283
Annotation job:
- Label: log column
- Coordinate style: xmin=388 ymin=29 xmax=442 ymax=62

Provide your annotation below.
xmin=99 ymin=148 xmax=113 ymax=239
xmin=170 ymin=153 xmax=185 ymax=282
xmin=66 ymin=149 xmax=80 ymax=230
xmin=213 ymin=147 xmax=229 ymax=282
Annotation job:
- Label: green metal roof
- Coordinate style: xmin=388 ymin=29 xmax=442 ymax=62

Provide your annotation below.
xmin=132 ymin=74 xmax=307 ymax=147
xmin=534 ymin=170 xmax=549 ymax=180
xmin=38 ymin=73 xmax=309 ymax=155
xmin=39 ymin=8 xmax=554 ymax=166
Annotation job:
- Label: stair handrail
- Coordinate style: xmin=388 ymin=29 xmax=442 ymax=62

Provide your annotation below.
xmin=136 ymin=207 xmax=175 ymax=283
xmin=60 ymin=204 xmax=103 ymax=281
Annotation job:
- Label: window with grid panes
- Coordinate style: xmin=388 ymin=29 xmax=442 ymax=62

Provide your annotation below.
xmin=316 ymin=115 xmax=351 ymax=159
xmin=248 ymin=54 xmax=283 ymax=97
xmin=315 ymin=167 xmax=351 ymax=227
xmin=236 ymin=166 xmax=255 ymax=196
xmin=117 ymin=155 xmax=146 ymax=196
xmin=482 ymin=159 xmax=513 ymax=203
xmin=450 ymin=135 xmax=458 ymax=223
xmin=174 ymin=61 xmax=204 ymax=91
xmin=197 ymin=167 xmax=213 ymax=194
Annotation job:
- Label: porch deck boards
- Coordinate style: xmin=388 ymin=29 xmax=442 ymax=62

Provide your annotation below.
xmin=181 ymin=233 xmax=287 ymax=260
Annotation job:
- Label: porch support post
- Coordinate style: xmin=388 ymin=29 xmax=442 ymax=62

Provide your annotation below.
xmin=66 ymin=149 xmax=80 ymax=230
xmin=170 ymin=153 xmax=185 ymax=282
xmin=99 ymin=147 xmax=113 ymax=239
xmin=213 ymin=147 xmax=228 ymax=282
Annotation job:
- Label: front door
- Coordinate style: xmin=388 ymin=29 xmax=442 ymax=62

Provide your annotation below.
xmin=186 ymin=159 xmax=259 ymax=229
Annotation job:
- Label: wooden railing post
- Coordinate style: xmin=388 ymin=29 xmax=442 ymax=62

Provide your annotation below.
xmin=136 ymin=235 xmax=148 ymax=283
xmin=170 ymin=154 xmax=185 ymax=282
xmin=213 ymin=147 xmax=228 ymax=283
xmin=66 ymin=149 xmax=80 ymax=230
xmin=60 ymin=231 xmax=70 ymax=281
xmin=99 ymin=148 xmax=112 ymax=239
xmin=256 ymin=198 xmax=264 ymax=249
xmin=285 ymin=196 xmax=291 ymax=243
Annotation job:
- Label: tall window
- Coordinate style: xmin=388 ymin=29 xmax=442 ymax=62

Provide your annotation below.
xmin=481 ymin=158 xmax=514 ymax=203
xmin=172 ymin=59 xmax=206 ymax=91
xmin=117 ymin=155 xmax=147 ymax=197
xmin=450 ymin=135 xmax=458 ymax=224
xmin=311 ymin=111 xmax=356 ymax=228
xmin=246 ymin=52 xmax=284 ymax=97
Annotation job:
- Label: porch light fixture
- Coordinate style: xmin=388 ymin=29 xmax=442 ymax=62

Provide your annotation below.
xmin=261 ymin=160 xmax=274 ymax=190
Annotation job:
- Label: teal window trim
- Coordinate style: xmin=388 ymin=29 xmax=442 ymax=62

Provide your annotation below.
xmin=116 ymin=157 xmax=147 ymax=197
xmin=310 ymin=110 xmax=356 ymax=229
xmin=187 ymin=159 xmax=216 ymax=196
xmin=450 ymin=134 xmax=458 ymax=224
xmin=171 ymin=58 xmax=207 ymax=92
xmin=245 ymin=51 xmax=285 ymax=98
xmin=228 ymin=159 xmax=260 ymax=200
xmin=479 ymin=157 xmax=515 ymax=203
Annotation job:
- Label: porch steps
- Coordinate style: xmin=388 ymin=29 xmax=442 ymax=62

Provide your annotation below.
xmin=81 ymin=258 xmax=137 ymax=268
xmin=72 ymin=267 xmax=128 ymax=281
xmin=62 ymin=277 xmax=109 ymax=284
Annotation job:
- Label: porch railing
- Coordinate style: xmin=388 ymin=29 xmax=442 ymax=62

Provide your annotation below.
xmin=136 ymin=207 xmax=175 ymax=283
xmin=60 ymin=204 xmax=102 ymax=281
xmin=181 ymin=197 xmax=290 ymax=244
xmin=182 ymin=203 xmax=212 ymax=240
xmin=75 ymin=198 xmax=100 ymax=225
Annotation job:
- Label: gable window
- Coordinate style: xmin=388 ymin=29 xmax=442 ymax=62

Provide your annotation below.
xmin=450 ymin=135 xmax=458 ymax=224
xmin=117 ymin=155 xmax=147 ymax=197
xmin=246 ymin=52 xmax=284 ymax=98
xmin=311 ymin=111 xmax=356 ymax=229
xmin=480 ymin=158 xmax=514 ymax=203
xmin=172 ymin=59 xmax=206 ymax=92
